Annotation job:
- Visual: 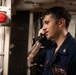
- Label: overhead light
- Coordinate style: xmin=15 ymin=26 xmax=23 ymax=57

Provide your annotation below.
xmin=33 ymin=3 xmax=40 ymax=7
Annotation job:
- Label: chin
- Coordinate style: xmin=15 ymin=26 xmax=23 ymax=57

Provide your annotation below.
xmin=47 ymin=36 xmax=50 ymax=40
xmin=47 ymin=36 xmax=52 ymax=40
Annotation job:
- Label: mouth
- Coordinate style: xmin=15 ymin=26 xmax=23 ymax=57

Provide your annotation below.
xmin=45 ymin=31 xmax=48 ymax=36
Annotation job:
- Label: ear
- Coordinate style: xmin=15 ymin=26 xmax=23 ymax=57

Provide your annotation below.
xmin=58 ymin=21 xmax=62 ymax=25
xmin=58 ymin=18 xmax=66 ymax=27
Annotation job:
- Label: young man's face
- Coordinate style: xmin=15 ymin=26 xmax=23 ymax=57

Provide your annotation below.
xmin=42 ymin=14 xmax=61 ymax=40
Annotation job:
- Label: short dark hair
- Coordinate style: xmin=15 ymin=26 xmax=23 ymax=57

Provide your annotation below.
xmin=43 ymin=6 xmax=71 ymax=29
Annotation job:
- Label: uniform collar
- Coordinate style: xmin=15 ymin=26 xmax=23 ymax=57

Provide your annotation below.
xmin=57 ymin=32 xmax=73 ymax=55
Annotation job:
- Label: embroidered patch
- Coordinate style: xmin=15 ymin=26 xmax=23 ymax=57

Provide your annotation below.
xmin=53 ymin=64 xmax=67 ymax=75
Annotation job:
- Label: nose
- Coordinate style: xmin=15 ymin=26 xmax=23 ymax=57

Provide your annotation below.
xmin=42 ymin=29 xmax=46 ymax=32
xmin=42 ymin=25 xmax=47 ymax=31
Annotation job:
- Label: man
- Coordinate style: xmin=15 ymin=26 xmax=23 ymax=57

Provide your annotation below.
xmin=27 ymin=6 xmax=76 ymax=75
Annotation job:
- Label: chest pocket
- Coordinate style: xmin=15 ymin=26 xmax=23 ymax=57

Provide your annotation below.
xmin=53 ymin=64 xmax=67 ymax=75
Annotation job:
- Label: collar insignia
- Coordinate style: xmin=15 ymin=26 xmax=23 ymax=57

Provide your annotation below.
xmin=63 ymin=49 xmax=66 ymax=53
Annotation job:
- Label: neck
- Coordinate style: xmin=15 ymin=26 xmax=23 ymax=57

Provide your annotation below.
xmin=54 ymin=31 xmax=68 ymax=50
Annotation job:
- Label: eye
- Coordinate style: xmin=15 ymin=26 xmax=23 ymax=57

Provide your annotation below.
xmin=45 ymin=21 xmax=50 ymax=24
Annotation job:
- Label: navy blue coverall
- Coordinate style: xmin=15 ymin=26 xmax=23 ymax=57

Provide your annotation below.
xmin=33 ymin=32 xmax=76 ymax=75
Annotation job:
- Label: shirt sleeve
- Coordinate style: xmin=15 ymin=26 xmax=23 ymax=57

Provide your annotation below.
xmin=32 ymin=48 xmax=47 ymax=66
xmin=68 ymin=54 xmax=76 ymax=75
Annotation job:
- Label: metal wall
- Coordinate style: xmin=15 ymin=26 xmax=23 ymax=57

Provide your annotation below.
xmin=8 ymin=11 xmax=29 ymax=75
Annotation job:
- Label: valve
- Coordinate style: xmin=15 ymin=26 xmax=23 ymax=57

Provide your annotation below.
xmin=0 ymin=12 xmax=10 ymax=26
